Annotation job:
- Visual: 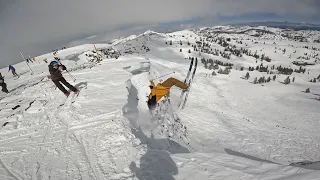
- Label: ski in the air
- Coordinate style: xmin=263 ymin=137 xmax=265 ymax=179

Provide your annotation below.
xmin=57 ymin=91 xmax=80 ymax=108
xmin=57 ymin=94 xmax=74 ymax=108
xmin=179 ymin=58 xmax=198 ymax=109
xmin=178 ymin=59 xmax=194 ymax=107
xmin=71 ymin=91 xmax=80 ymax=104
xmin=184 ymin=58 xmax=194 ymax=84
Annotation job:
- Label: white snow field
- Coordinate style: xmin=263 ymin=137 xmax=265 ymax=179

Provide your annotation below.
xmin=0 ymin=26 xmax=320 ymax=179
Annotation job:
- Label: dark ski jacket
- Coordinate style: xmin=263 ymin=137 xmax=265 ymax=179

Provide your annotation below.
xmin=48 ymin=64 xmax=66 ymax=80
xmin=8 ymin=65 xmax=15 ymax=71
xmin=0 ymin=73 xmax=4 ymax=84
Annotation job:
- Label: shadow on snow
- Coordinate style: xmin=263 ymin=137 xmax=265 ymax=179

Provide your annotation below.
xmin=122 ymin=67 xmax=189 ymax=179
xmin=224 ymin=148 xmax=275 ymax=164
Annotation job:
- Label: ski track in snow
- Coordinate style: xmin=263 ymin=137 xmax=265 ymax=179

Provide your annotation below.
xmin=0 ymin=57 xmax=142 ymax=180
xmin=0 ymin=27 xmax=320 ymax=179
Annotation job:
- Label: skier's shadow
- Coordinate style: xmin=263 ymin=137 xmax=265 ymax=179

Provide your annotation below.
xmin=74 ymin=81 xmax=88 ymax=90
xmin=129 ymin=148 xmax=178 ymax=180
xmin=123 ymin=80 xmax=189 ymax=180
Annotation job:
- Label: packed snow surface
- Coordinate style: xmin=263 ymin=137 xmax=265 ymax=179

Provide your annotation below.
xmin=0 ymin=26 xmax=320 ymax=179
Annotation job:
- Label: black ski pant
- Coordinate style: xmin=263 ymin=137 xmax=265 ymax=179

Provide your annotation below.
xmin=53 ymin=77 xmax=77 ymax=94
xmin=0 ymin=83 xmax=8 ymax=93
xmin=12 ymin=70 xmax=19 ymax=77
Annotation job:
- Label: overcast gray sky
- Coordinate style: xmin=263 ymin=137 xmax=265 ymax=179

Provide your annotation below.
xmin=1 ymin=0 xmax=319 ymax=68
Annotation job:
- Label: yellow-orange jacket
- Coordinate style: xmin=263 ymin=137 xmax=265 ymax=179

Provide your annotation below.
xmin=148 ymin=81 xmax=170 ymax=103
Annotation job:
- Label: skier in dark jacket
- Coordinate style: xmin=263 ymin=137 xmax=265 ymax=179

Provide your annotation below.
xmin=0 ymin=73 xmax=9 ymax=93
xmin=49 ymin=61 xmax=78 ymax=96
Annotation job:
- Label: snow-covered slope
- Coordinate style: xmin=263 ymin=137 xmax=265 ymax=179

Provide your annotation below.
xmin=0 ymin=26 xmax=320 ymax=179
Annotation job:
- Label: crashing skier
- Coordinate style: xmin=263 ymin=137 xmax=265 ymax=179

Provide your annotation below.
xmin=49 ymin=61 xmax=78 ymax=97
xmin=147 ymin=77 xmax=188 ymax=110
xmin=0 ymin=73 xmax=9 ymax=93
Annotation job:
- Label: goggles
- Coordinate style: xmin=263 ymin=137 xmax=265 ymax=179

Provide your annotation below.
xmin=53 ymin=64 xmax=59 ymax=68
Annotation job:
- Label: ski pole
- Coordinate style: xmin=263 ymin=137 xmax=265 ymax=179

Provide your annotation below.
xmin=20 ymin=52 xmax=34 ymax=75
xmin=66 ymin=70 xmax=76 ymax=82
xmin=150 ymin=72 xmax=175 ymax=81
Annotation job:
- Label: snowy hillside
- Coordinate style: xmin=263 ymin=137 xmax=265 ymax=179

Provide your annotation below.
xmin=0 ymin=25 xmax=320 ymax=179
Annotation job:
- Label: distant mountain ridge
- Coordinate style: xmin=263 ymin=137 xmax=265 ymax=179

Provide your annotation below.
xmin=229 ymin=21 xmax=320 ymax=31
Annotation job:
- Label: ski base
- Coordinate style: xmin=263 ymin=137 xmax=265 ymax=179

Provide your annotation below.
xmin=179 ymin=58 xmax=198 ymax=109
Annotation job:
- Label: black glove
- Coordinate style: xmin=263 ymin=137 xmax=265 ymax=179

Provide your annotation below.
xmin=62 ymin=65 xmax=67 ymax=70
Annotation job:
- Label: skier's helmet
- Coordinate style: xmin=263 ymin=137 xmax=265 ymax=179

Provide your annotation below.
xmin=149 ymin=81 xmax=155 ymax=89
xmin=50 ymin=61 xmax=59 ymax=68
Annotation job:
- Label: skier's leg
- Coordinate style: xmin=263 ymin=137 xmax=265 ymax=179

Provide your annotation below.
xmin=2 ymin=83 xmax=9 ymax=93
xmin=60 ymin=77 xmax=78 ymax=92
xmin=13 ymin=70 xmax=19 ymax=77
xmin=147 ymin=95 xmax=157 ymax=110
xmin=53 ymin=79 xmax=69 ymax=94
xmin=1 ymin=83 xmax=8 ymax=93
xmin=161 ymin=77 xmax=188 ymax=89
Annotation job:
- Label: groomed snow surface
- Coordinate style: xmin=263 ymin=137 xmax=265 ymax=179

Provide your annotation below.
xmin=0 ymin=27 xmax=320 ymax=179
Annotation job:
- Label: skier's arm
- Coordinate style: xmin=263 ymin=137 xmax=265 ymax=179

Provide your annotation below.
xmin=49 ymin=66 xmax=63 ymax=79
xmin=58 ymin=65 xmax=66 ymax=71
xmin=52 ymin=69 xmax=62 ymax=77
